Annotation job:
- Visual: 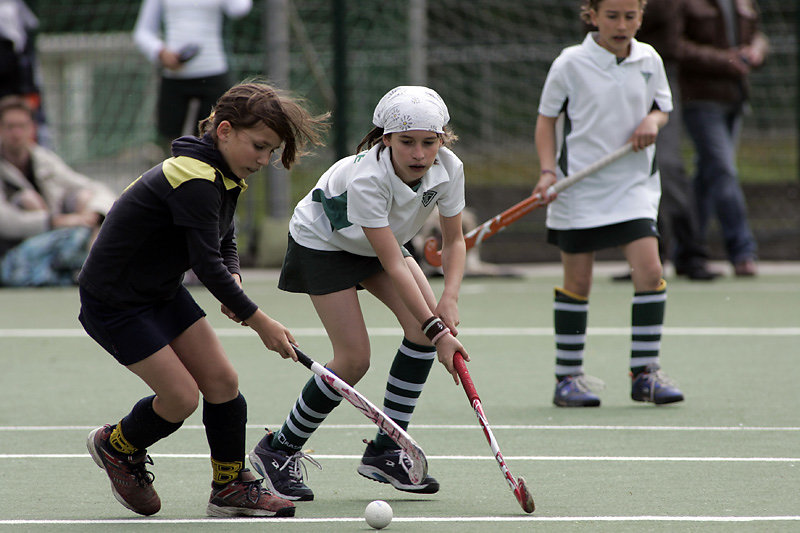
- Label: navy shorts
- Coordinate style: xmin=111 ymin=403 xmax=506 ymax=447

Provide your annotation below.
xmin=547 ymin=218 xmax=659 ymax=254
xmin=78 ymin=285 xmax=206 ymax=366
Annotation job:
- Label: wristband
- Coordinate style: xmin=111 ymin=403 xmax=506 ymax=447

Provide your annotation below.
xmin=540 ymin=169 xmax=556 ymax=177
xmin=422 ymin=316 xmax=451 ymax=345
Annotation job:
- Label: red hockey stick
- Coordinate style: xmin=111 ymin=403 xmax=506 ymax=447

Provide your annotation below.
xmin=453 ymin=352 xmax=535 ymax=513
xmin=424 ymin=142 xmax=634 ymax=266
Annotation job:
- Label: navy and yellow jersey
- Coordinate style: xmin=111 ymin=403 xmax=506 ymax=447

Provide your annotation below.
xmin=78 ymin=134 xmax=258 ymax=320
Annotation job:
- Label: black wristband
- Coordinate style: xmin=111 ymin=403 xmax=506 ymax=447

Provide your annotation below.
xmin=422 ymin=316 xmax=450 ymax=344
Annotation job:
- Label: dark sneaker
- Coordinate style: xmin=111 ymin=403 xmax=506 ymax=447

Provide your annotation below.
xmin=631 ymin=364 xmax=685 ymax=404
xmin=248 ymin=431 xmax=320 ymax=501
xmin=87 ymin=424 xmax=160 ymax=516
xmin=357 ymin=440 xmax=439 ymax=494
xmin=553 ymin=374 xmax=603 ymax=407
xmin=207 ymin=469 xmax=295 ymax=517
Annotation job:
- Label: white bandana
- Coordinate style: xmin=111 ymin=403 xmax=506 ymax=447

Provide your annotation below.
xmin=372 ymin=86 xmax=450 ymax=134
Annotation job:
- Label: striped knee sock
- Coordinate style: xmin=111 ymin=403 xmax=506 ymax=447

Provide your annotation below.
xmin=272 ymin=374 xmax=343 ymax=452
xmin=630 ymin=279 xmax=667 ymax=377
xmin=373 ymin=338 xmax=435 ymax=450
xmin=554 ymin=287 xmax=589 ymax=380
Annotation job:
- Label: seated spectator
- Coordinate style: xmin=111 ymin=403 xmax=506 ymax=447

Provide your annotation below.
xmin=0 ymin=95 xmax=115 ymax=286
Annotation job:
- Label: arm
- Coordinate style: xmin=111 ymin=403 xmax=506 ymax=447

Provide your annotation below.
xmin=133 ymin=0 xmax=165 ymax=64
xmin=630 ymin=109 xmax=669 ymax=152
xmin=532 ymin=114 xmax=559 ymax=203
xmin=436 ymin=212 xmax=465 ymax=335
xmin=364 ymin=225 xmax=468 ymax=383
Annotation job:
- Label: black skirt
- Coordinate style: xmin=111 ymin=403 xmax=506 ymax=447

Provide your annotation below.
xmin=278 ymin=235 xmax=386 ymax=295
xmin=547 ymin=218 xmax=659 ymax=253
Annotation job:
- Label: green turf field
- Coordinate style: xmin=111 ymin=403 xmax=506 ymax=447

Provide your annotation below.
xmin=1 ymin=266 xmax=799 ymax=532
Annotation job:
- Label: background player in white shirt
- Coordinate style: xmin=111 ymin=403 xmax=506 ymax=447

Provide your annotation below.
xmin=250 ymin=86 xmax=469 ymax=501
xmin=533 ymin=0 xmax=684 ymax=408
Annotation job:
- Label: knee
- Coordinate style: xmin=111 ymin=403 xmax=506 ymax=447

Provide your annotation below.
xmin=158 ymin=384 xmax=200 ymax=421
xmin=203 ymin=368 xmax=240 ymax=403
xmin=634 ymin=263 xmax=664 ymax=292
xmin=331 ymin=346 xmax=371 ymax=384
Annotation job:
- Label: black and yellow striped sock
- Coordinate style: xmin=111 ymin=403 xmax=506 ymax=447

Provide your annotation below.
xmin=114 ymin=395 xmax=183 ymax=454
xmin=272 ymin=374 xmax=343 ymax=453
xmin=554 ymin=287 xmax=589 ymax=380
xmin=630 ymin=279 xmax=667 ymax=377
xmin=204 ymin=393 xmax=247 ymax=487
xmin=373 ymin=338 xmax=435 ymax=451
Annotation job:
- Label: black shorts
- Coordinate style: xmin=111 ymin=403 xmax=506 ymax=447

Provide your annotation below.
xmin=279 ymin=235 xmax=396 ymax=295
xmin=547 ymin=218 xmax=659 ymax=254
xmin=78 ymin=285 xmax=206 ymax=366
xmin=157 ymin=73 xmax=232 ymax=141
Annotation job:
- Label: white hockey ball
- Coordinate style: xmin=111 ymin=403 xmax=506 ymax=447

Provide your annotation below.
xmin=365 ymin=499 xmax=392 ymax=529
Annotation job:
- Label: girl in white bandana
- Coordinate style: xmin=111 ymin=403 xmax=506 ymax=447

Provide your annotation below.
xmin=250 ymin=86 xmax=469 ymax=500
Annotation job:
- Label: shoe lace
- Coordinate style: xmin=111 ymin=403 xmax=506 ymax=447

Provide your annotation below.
xmin=571 ymin=374 xmax=606 ymax=393
xmin=362 ymin=439 xmax=414 ymax=479
xmin=646 ymin=367 xmax=677 ymax=388
xmin=128 ymin=454 xmax=156 ymax=487
xmin=239 ymin=476 xmax=267 ymax=504
xmin=278 ymin=450 xmax=322 ymax=485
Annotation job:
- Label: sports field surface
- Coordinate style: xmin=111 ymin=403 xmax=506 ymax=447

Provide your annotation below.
xmin=2 ymin=263 xmax=798 ymax=532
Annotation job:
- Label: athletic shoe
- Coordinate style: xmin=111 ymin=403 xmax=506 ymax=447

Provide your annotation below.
xmin=631 ymin=364 xmax=685 ymax=404
xmin=357 ymin=440 xmax=440 ymax=494
xmin=87 ymin=424 xmax=161 ymax=516
xmin=553 ymin=374 xmax=603 ymax=407
xmin=206 ymin=469 xmax=295 ymax=517
xmin=248 ymin=431 xmax=320 ymax=501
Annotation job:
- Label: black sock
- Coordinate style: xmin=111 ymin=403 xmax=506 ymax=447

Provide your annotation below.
xmin=203 ymin=392 xmax=247 ymax=486
xmin=117 ymin=395 xmax=183 ymax=451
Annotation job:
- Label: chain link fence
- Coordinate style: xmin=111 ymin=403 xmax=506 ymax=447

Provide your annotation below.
xmin=29 ymin=0 xmax=799 ymax=262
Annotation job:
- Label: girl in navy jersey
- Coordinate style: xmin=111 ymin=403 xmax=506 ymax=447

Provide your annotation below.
xmin=249 ymin=86 xmax=469 ymax=501
xmin=79 ymin=81 xmax=327 ymax=517
xmin=533 ymin=0 xmax=684 ymax=408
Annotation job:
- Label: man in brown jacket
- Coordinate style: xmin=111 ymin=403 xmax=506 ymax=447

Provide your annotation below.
xmin=677 ymin=0 xmax=768 ymax=276
xmin=635 ymin=0 xmax=719 ymax=280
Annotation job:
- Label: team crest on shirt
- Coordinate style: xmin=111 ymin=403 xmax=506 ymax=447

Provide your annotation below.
xmin=421 ymin=190 xmax=438 ymax=207
xmin=641 ymin=71 xmax=652 ymax=83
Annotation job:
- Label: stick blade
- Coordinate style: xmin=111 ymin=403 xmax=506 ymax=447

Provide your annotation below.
xmin=515 ymin=476 xmax=535 ymax=513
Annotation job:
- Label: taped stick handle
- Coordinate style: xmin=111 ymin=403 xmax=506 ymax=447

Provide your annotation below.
xmin=453 ymin=352 xmax=480 ymax=405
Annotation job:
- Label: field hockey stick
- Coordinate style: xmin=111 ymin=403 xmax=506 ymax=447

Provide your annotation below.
xmin=424 ymin=142 xmax=634 ymax=266
xmin=293 ymin=346 xmax=428 ymax=485
xmin=453 ymin=352 xmax=535 ymax=513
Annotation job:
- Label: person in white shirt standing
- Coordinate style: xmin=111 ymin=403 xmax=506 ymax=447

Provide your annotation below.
xmin=533 ymin=0 xmax=684 ymax=408
xmin=133 ymin=0 xmax=252 ymax=150
xmin=249 ymin=86 xmax=470 ymax=502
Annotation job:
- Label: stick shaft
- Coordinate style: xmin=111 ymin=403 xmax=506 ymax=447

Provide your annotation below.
xmin=423 ymin=143 xmax=634 ymax=267
xmin=293 ymin=347 xmax=427 ymax=483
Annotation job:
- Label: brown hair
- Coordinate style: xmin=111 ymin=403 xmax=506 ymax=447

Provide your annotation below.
xmin=198 ymin=81 xmax=329 ymax=169
xmin=0 ymin=95 xmax=35 ymax=123
xmin=355 ymin=126 xmax=459 ymax=155
xmin=580 ymin=0 xmax=647 ymax=24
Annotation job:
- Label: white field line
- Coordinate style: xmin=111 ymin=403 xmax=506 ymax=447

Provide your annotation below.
xmin=1 ymin=326 xmax=799 ymax=338
xmin=2 ymin=453 xmax=798 ymax=462
xmin=2 ymin=423 xmax=799 ymax=432
xmin=1 ymin=516 xmax=799 ymax=525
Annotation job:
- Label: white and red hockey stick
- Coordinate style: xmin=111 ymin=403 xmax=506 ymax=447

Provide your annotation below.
xmin=293 ymin=347 xmax=428 ymax=485
xmin=453 ymin=352 xmax=535 ymax=513
xmin=424 ymin=142 xmax=634 ymax=266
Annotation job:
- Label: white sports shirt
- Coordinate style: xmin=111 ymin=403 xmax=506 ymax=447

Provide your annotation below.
xmin=290 ymin=143 xmax=465 ymax=256
xmin=133 ymin=0 xmax=252 ymax=79
xmin=538 ymin=33 xmax=672 ymax=230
